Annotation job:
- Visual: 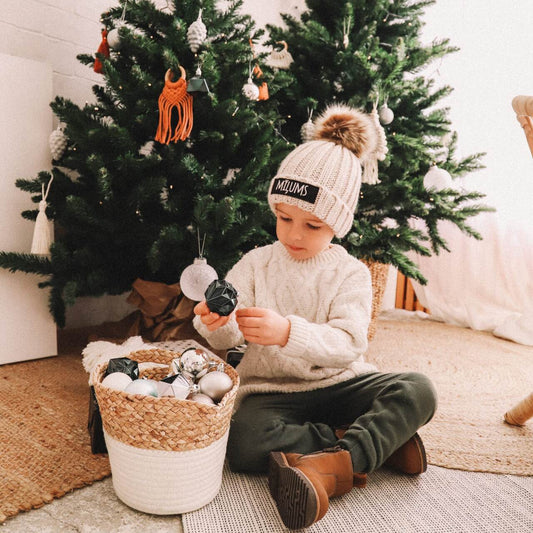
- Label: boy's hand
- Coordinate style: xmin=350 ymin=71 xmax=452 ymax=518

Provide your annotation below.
xmin=235 ymin=307 xmax=290 ymax=346
xmin=194 ymin=301 xmax=232 ymax=331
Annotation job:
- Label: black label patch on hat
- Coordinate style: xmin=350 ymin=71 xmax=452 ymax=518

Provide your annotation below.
xmin=271 ymin=178 xmax=319 ymax=204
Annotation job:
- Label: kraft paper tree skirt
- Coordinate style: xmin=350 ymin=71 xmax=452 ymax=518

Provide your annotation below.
xmin=1 ymin=318 xmax=532 ymax=523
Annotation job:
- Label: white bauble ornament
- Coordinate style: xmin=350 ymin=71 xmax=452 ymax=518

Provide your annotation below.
xmin=107 ymin=27 xmax=122 ymax=50
xmin=49 ymin=126 xmax=67 ymax=160
xmin=198 ymin=370 xmax=233 ymax=402
xmin=423 ymin=164 xmax=453 ymax=190
xmin=378 ymin=104 xmax=394 ymax=125
xmin=125 ymin=379 xmax=159 ymax=397
xmin=187 ymin=9 xmax=207 ymax=53
xmin=300 ymin=119 xmax=315 ymax=142
xmin=101 ymin=372 xmax=132 ymax=391
xmin=242 ymin=77 xmax=259 ymax=101
xmin=179 ymin=257 xmax=218 ymax=301
xmin=188 ymin=392 xmax=216 ymax=406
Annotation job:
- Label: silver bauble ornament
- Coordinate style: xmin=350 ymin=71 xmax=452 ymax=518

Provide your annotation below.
xmin=179 ymin=257 xmax=218 ymax=301
xmin=423 ymin=164 xmax=453 ymax=190
xmin=188 ymin=392 xmax=216 ymax=406
xmin=125 ymin=379 xmax=159 ymax=397
xmin=378 ymin=104 xmax=394 ymax=125
xmin=242 ymin=77 xmax=259 ymax=101
xmin=198 ymin=370 xmax=233 ymax=402
xmin=101 ymin=372 xmax=132 ymax=391
xmin=177 ymin=348 xmax=211 ymax=380
xmin=187 ymin=9 xmax=207 ymax=53
xmin=49 ymin=126 xmax=67 ymax=160
xmin=107 ymin=27 xmax=122 ymax=50
xmin=300 ymin=119 xmax=315 ymax=142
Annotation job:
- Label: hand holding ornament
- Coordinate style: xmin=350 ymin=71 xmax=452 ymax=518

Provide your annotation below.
xmin=194 ymin=300 xmax=233 ymax=332
xmin=235 ymin=307 xmax=290 ymax=347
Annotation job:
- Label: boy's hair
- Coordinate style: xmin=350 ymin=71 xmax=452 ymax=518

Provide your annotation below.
xmin=268 ymin=104 xmax=386 ymax=238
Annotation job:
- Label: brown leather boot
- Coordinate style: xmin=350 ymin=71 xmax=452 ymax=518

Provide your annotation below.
xmin=268 ymin=447 xmax=354 ymax=530
xmin=335 ymin=428 xmax=427 ymax=475
xmin=385 ymin=432 xmax=427 ymax=475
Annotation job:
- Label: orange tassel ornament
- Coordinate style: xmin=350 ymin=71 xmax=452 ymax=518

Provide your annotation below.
xmin=155 ymin=67 xmax=194 ymax=144
xmin=94 ymin=29 xmax=110 ymax=74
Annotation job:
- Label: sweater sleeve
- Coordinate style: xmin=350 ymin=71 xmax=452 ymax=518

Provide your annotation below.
xmin=279 ymin=263 xmax=371 ymax=368
xmin=192 ymin=249 xmax=258 ymax=350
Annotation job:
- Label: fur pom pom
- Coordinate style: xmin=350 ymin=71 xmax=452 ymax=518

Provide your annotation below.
xmin=312 ymin=104 xmax=377 ymax=159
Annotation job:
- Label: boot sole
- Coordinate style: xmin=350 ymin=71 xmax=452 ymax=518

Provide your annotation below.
xmin=268 ymin=452 xmax=319 ymax=530
xmin=413 ymin=432 xmax=427 ymax=473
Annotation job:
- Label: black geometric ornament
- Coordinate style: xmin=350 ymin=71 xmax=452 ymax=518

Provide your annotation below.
xmin=204 ymin=279 xmax=238 ymax=316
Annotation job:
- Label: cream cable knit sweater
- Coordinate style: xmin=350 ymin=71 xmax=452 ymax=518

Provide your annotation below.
xmin=193 ymin=240 xmax=377 ymax=406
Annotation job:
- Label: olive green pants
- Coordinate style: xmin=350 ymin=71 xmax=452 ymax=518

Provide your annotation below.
xmin=227 ymin=371 xmax=437 ymax=474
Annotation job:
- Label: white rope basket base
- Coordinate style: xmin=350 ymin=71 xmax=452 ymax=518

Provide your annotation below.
xmin=105 ymin=429 xmax=229 ymax=515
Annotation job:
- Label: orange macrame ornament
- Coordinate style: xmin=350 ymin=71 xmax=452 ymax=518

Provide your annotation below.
xmin=155 ymin=67 xmax=194 ymax=144
xmin=94 ymin=29 xmax=110 ymax=74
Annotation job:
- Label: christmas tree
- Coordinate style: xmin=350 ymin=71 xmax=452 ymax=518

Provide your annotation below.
xmin=0 ymin=0 xmax=291 ymax=326
xmin=267 ymin=0 xmax=492 ymax=279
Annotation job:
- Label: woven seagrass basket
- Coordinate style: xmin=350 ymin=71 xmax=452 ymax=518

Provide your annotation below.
xmin=361 ymin=260 xmax=389 ymax=341
xmin=92 ymin=346 xmax=239 ymax=515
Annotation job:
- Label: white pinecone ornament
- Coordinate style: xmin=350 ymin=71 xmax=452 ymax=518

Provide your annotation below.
xmin=187 ymin=9 xmax=207 ymax=53
xmin=300 ymin=118 xmax=315 ymax=142
xmin=49 ymin=126 xmax=67 ymax=160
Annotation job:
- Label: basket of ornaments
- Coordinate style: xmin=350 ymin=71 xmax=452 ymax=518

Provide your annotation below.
xmin=91 ymin=343 xmax=239 ymax=515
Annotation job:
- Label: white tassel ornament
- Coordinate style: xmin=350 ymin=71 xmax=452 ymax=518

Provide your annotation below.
xmin=31 ymin=177 xmax=54 ymax=255
xmin=361 ymin=105 xmax=388 ymax=185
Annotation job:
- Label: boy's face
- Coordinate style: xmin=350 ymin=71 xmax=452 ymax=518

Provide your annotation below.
xmin=275 ymin=203 xmax=335 ymax=260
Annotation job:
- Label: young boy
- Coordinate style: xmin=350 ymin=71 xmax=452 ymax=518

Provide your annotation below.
xmin=194 ymin=105 xmax=437 ymax=529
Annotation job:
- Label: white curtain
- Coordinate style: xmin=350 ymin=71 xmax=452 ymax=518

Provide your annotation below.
xmin=409 ymin=211 xmax=533 ymax=346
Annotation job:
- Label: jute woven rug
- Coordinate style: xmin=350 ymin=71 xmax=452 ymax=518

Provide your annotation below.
xmin=365 ymin=318 xmax=533 ymax=476
xmin=0 ymin=331 xmax=111 ymax=523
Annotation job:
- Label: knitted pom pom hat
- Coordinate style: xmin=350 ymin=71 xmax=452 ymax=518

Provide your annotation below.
xmin=268 ymin=104 xmax=385 ymax=238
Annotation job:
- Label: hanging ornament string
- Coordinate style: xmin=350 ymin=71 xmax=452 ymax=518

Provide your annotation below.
xmin=155 ymin=66 xmax=194 ymax=144
xmin=342 ymin=15 xmax=351 ymax=49
xmin=197 ymin=228 xmax=206 ymax=259
xmin=31 ymin=177 xmax=54 ymax=255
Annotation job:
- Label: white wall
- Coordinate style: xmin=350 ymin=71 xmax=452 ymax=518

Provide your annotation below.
xmin=420 ymin=0 xmax=533 ymax=219
xmin=0 ymin=54 xmax=58 ymax=363
xmin=0 ymin=0 xmax=115 ymax=119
